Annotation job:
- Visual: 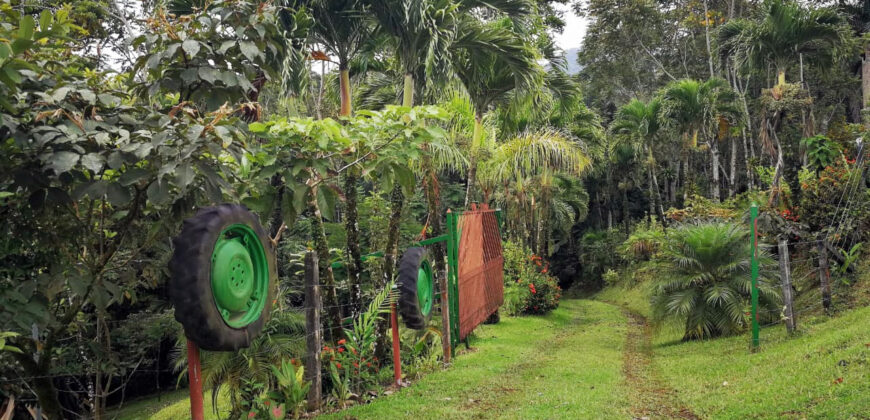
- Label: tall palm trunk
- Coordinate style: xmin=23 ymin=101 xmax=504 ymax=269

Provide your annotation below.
xmin=377 ymin=72 xmax=415 ymax=361
xmin=464 ymin=115 xmax=483 ymax=206
xmin=709 ymin=138 xmax=721 ymax=202
xmin=344 ymin=169 xmax=363 ymax=318
xmin=338 ymin=63 xmax=364 ymax=318
xmin=339 ymin=67 xmax=352 ymax=116
xmin=647 ymin=150 xmax=666 ymax=223
xmin=864 ymin=44 xmax=870 ymax=129
xmin=729 ymin=137 xmax=737 ymax=197
xmin=538 ymin=186 xmax=551 ymax=257
xmin=310 ymin=188 xmax=344 ymax=341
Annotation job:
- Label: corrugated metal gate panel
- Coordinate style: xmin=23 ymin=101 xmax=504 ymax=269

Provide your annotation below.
xmin=456 ymin=204 xmax=504 ymax=340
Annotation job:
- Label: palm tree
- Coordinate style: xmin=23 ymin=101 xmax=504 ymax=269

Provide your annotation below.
xmin=718 ymin=1 xmax=849 ymax=205
xmin=718 ymin=0 xmax=849 ymax=88
xmin=278 ymin=0 xmax=376 ymax=316
xmin=611 ymin=98 xmax=667 ymax=222
xmin=651 ymin=222 xmax=780 ymax=340
xmin=173 ymin=310 xmax=306 ymax=418
xmin=452 ymin=16 xmax=540 ymax=205
xmin=661 ymin=78 xmax=738 ymax=203
xmin=481 ymin=129 xmax=591 ymax=256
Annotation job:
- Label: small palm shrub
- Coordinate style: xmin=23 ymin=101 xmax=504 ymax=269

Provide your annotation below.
xmin=651 ymin=222 xmax=781 ymax=340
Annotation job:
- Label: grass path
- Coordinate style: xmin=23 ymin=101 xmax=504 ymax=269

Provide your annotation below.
xmin=319 ymin=299 xmax=629 ymax=419
xmin=621 ymin=310 xmax=698 ymax=419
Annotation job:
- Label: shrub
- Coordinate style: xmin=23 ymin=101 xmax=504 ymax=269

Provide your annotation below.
xmin=503 ymin=242 xmax=561 ymax=315
xmin=602 ymin=269 xmax=620 ymax=287
xmin=577 ymin=230 xmax=626 ymax=289
xmin=650 ymin=222 xmax=781 ymax=340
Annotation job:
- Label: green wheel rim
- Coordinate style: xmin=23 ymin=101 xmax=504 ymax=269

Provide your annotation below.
xmin=211 ymin=223 xmax=269 ymax=328
xmin=417 ymin=260 xmax=433 ymax=317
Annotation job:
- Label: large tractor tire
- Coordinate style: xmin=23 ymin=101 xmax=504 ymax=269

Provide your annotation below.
xmin=397 ymin=247 xmax=435 ymax=330
xmin=169 ymin=204 xmax=276 ymax=351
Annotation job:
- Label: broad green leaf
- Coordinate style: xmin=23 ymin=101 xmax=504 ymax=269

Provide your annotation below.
xmin=0 ymin=43 xmax=11 ymax=60
xmin=3 ymin=67 xmax=22 ymax=84
xmin=199 ymin=67 xmax=218 ymax=84
xmin=146 ymin=179 xmax=170 ymax=204
xmin=81 ymin=153 xmax=104 ymax=173
xmin=19 ymin=16 xmax=35 ymax=40
xmin=317 ymin=187 xmax=336 ymax=221
xmin=39 ymin=10 xmax=52 ymax=32
xmin=49 ymin=151 xmax=79 ymax=174
xmin=239 ymin=41 xmax=259 ymax=62
xmin=248 ymin=122 xmax=267 ymax=133
xmin=174 ymin=164 xmax=195 ymax=188
xmin=106 ymin=183 xmax=131 ymax=206
xmin=107 ymin=151 xmax=124 ymax=169
xmin=182 ymin=39 xmax=201 ymax=58
xmin=217 ymin=40 xmax=235 ymax=54
xmin=119 ymin=168 xmax=149 ymax=186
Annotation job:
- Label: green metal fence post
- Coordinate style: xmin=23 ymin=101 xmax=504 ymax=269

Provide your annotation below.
xmin=750 ymin=203 xmax=760 ymax=350
xmin=446 ymin=210 xmax=460 ymax=352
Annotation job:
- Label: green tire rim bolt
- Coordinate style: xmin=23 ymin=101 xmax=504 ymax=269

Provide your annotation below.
xmin=211 ymin=223 xmax=269 ymax=328
xmin=417 ymin=260 xmax=434 ymax=317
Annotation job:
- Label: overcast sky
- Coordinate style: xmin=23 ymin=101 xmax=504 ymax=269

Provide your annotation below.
xmin=552 ymin=3 xmax=588 ymax=51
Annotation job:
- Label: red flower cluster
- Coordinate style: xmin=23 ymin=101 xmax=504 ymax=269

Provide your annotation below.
xmin=780 ymin=208 xmax=799 ymax=222
xmin=529 ymin=283 xmax=537 ymax=294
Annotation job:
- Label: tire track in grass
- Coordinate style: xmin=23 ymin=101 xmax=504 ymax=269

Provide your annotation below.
xmin=460 ymin=300 xmax=627 ymax=419
xmin=622 ymin=310 xmax=699 ymax=420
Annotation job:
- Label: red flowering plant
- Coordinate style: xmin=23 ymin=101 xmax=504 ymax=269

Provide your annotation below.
xmin=324 ymin=280 xmax=392 ymax=403
xmin=799 ymin=157 xmax=870 ymax=237
xmin=503 ymin=241 xmax=561 ymax=315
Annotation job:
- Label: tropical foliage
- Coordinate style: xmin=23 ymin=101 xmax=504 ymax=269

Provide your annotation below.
xmin=1 ymin=0 xmax=870 ymax=416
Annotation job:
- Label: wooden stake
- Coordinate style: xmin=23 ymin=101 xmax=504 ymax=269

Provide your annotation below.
xmin=777 ymin=237 xmax=796 ymax=334
xmin=186 ymin=340 xmax=204 ymax=420
xmin=304 ymin=251 xmax=322 ymax=410
xmin=817 ymin=239 xmax=832 ymax=311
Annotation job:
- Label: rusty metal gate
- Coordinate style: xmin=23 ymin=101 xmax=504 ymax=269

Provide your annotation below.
xmin=446 ymin=204 xmax=504 ymax=347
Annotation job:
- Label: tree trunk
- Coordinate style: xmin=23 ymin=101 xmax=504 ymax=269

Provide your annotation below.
xmin=864 ymin=43 xmax=870 ymax=129
xmin=703 ymin=0 xmax=715 ymax=78
xmin=339 ymin=67 xmax=352 ymax=117
xmin=729 ymin=137 xmax=737 ymax=197
xmin=343 ymin=171 xmax=363 ymax=318
xmin=12 ymin=350 xmax=63 ymax=420
xmin=648 ymin=151 xmax=666 ymax=224
xmin=710 ymin=138 xmax=721 ymax=202
xmin=742 ymin=128 xmax=753 ymax=190
xmin=647 ymin=167 xmax=656 ymax=223
xmin=622 ymin=188 xmax=631 ymax=234
xmin=402 ymin=73 xmax=414 ymax=108
xmin=376 ymin=184 xmax=405 ymax=361
xmin=464 ymin=115 xmax=483 ymax=207
xmin=682 ymin=148 xmax=691 ymax=205
xmin=338 ymin=61 xmax=361 ymax=318
xmin=309 ymin=189 xmax=344 ymax=341
xmin=817 ymin=239 xmax=832 ymax=312
xmin=539 ymin=187 xmax=551 ymax=257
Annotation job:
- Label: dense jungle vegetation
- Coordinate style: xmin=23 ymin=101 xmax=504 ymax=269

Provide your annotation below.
xmin=1 ymin=0 xmax=869 ymax=418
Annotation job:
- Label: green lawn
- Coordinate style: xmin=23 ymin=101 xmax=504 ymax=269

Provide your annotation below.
xmin=110 ymin=388 xmax=231 ymax=420
xmin=654 ymin=305 xmax=870 ymax=419
xmin=319 ymin=299 xmax=629 ymax=419
xmin=598 ymin=284 xmax=870 ymax=419
xmin=111 ymin=292 xmax=870 ymax=419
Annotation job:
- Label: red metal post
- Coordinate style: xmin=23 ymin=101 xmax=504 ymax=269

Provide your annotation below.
xmin=186 ymin=339 xmax=205 ymax=420
xmin=390 ymin=302 xmax=401 ymax=385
